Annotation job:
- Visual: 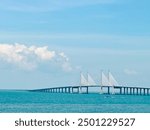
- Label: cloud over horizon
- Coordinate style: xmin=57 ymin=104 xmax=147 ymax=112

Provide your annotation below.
xmin=0 ymin=43 xmax=72 ymax=71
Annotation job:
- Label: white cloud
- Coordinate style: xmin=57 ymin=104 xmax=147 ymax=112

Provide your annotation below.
xmin=30 ymin=46 xmax=55 ymax=60
xmin=59 ymin=52 xmax=69 ymax=62
xmin=124 ymin=69 xmax=137 ymax=75
xmin=0 ymin=43 xmax=72 ymax=71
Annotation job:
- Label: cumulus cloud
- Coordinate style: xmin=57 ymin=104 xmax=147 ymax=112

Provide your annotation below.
xmin=59 ymin=52 xmax=69 ymax=62
xmin=0 ymin=43 xmax=72 ymax=71
xmin=124 ymin=69 xmax=137 ymax=75
xmin=29 ymin=46 xmax=55 ymax=60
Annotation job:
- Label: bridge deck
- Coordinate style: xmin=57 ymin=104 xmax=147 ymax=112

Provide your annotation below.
xmin=30 ymin=85 xmax=150 ymax=95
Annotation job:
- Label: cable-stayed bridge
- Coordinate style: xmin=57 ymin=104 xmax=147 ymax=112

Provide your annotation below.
xmin=31 ymin=71 xmax=150 ymax=96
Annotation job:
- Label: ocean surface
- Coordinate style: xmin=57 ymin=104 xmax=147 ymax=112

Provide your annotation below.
xmin=0 ymin=90 xmax=150 ymax=113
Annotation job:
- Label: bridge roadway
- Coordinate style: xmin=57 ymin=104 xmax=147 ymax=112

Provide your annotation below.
xmin=30 ymin=85 xmax=150 ymax=95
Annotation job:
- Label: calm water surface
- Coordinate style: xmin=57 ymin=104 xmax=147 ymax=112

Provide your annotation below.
xmin=0 ymin=90 xmax=150 ymax=113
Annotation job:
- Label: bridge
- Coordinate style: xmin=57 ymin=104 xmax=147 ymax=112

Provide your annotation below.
xmin=31 ymin=71 xmax=150 ymax=96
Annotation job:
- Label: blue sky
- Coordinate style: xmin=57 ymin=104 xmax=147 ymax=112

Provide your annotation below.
xmin=0 ymin=0 xmax=150 ymax=89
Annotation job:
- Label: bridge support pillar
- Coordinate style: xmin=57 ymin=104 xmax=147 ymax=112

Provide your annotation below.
xmin=130 ymin=88 xmax=132 ymax=95
xmin=137 ymin=88 xmax=139 ymax=95
xmin=126 ymin=88 xmax=128 ymax=95
xmin=120 ymin=88 xmax=122 ymax=95
xmin=143 ymin=89 xmax=146 ymax=95
xmin=147 ymin=89 xmax=149 ymax=95
xmin=79 ymin=87 xmax=82 ymax=94
xmin=86 ymin=87 xmax=89 ymax=94
xmin=123 ymin=87 xmax=126 ymax=95
xmin=146 ymin=88 xmax=149 ymax=95
xmin=68 ymin=87 xmax=70 ymax=93
xmin=108 ymin=87 xmax=110 ymax=94
xmin=140 ymin=88 xmax=142 ymax=95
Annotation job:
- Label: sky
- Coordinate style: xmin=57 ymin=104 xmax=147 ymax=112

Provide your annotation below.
xmin=0 ymin=0 xmax=150 ymax=89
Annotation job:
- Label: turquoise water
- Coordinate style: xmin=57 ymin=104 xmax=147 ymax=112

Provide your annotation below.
xmin=0 ymin=90 xmax=150 ymax=113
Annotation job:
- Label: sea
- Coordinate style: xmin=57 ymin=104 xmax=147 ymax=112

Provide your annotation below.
xmin=0 ymin=90 xmax=150 ymax=113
